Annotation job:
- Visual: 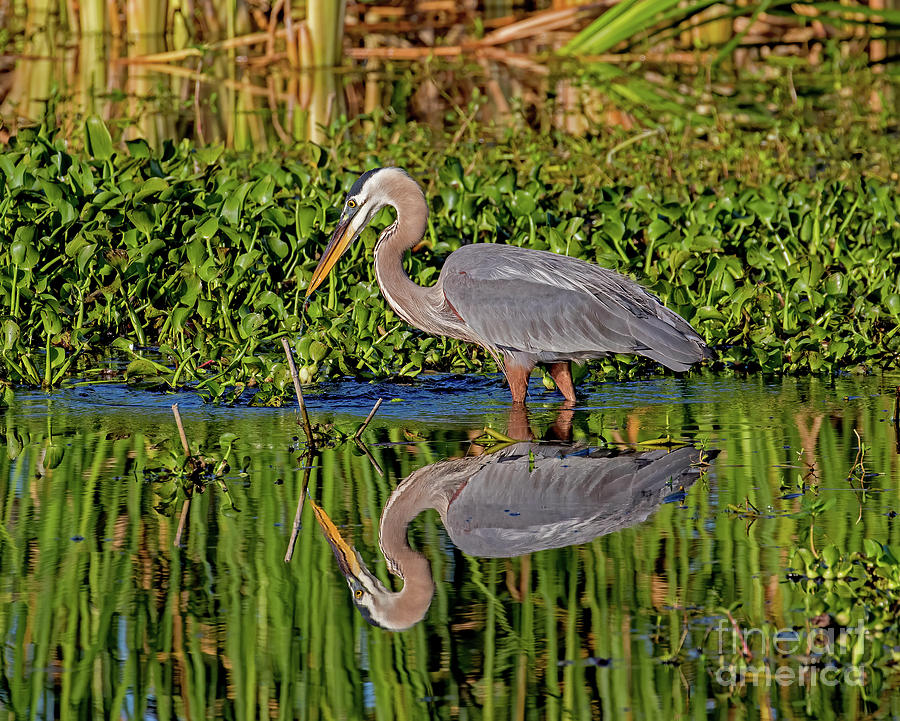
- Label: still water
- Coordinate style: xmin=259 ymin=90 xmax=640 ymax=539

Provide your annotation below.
xmin=2 ymin=371 xmax=900 ymax=720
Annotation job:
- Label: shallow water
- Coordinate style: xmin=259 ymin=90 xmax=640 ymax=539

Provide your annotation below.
xmin=2 ymin=371 xmax=900 ymax=720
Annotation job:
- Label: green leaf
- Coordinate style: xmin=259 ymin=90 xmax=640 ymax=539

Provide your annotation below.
xmin=885 ymin=294 xmax=900 ymax=317
xmin=196 ymin=216 xmax=219 ymax=240
xmin=309 ymin=340 xmax=328 ymax=362
xmin=822 ymin=544 xmax=840 ymax=568
xmin=825 ymin=272 xmax=846 ymax=296
xmin=220 ymin=181 xmax=253 ymax=226
xmin=195 ymin=144 xmax=224 ymax=165
xmin=249 ymin=175 xmax=276 ymax=205
xmin=266 ymin=236 xmax=289 ymax=259
xmin=125 ymin=358 xmax=163 ymax=379
xmin=240 ymin=312 xmax=266 ymax=337
xmin=197 ymin=257 xmax=219 ymax=282
xmin=128 ymin=209 xmax=155 ymax=236
xmin=85 ymin=115 xmax=114 ymax=160
xmin=2 ymin=320 xmax=20 ymax=350
xmin=510 ymin=190 xmax=536 ymax=217
xmin=296 ymin=204 xmax=318 ymax=236
xmin=134 ymin=177 xmax=170 ymax=203
xmin=38 ymin=179 xmax=64 ymax=205
xmin=864 ymin=539 xmax=883 ymax=558
xmin=646 ymin=218 xmax=671 ymax=241
xmin=125 ymin=139 xmax=151 ymax=158
xmin=11 ymin=227 xmax=39 ymax=270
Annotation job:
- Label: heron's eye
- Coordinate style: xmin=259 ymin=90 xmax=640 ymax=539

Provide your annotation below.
xmin=354 ymin=589 xmax=363 ymax=600
xmin=347 ymin=199 xmax=357 ymax=208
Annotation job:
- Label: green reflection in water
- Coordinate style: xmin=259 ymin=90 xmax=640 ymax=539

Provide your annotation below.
xmin=1 ymin=373 xmax=899 ymax=719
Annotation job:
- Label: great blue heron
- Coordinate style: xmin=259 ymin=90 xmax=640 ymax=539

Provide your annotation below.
xmin=306 ymin=167 xmax=712 ymax=404
xmin=313 ymin=443 xmax=715 ymax=631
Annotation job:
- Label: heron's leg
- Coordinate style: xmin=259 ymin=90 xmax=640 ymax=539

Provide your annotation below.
xmin=505 ymin=364 xmax=531 ymax=405
xmin=548 ymin=362 xmax=576 ymax=403
xmin=548 ymin=403 xmax=575 ymax=441
xmin=506 ymin=404 xmax=535 ymax=440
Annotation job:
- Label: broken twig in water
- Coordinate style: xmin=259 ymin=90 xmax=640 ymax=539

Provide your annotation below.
xmin=354 ymin=398 xmax=383 ymax=440
xmin=354 ymin=438 xmax=384 ymax=477
xmin=172 ymin=403 xmax=192 ymax=548
xmin=281 ymin=337 xmax=315 ymax=446
xmin=284 ymin=453 xmax=315 ymax=562
xmin=172 ymin=403 xmax=191 ymax=456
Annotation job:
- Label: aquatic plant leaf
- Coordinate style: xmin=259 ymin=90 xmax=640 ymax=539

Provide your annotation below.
xmin=125 ymin=358 xmax=163 ymax=379
xmin=196 ymin=216 xmax=219 ymax=240
xmin=134 ymin=177 xmax=169 ymax=202
xmin=220 ymin=182 xmax=253 ymax=226
xmin=85 ymin=116 xmax=114 ymax=160
xmin=128 ymin=209 xmax=154 ymax=236
xmin=240 ymin=313 xmax=265 ymax=337
xmin=2 ymin=320 xmax=20 ymax=351
xmin=125 ymin=139 xmax=151 ymax=158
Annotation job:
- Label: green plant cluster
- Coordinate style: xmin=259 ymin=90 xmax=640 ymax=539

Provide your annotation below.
xmin=1 ymin=113 xmax=898 ymax=398
xmin=789 ymin=541 xmax=900 ymax=668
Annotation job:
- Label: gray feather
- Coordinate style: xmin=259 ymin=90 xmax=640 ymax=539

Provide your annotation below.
xmin=439 ymin=244 xmax=710 ymax=371
xmin=442 ymin=444 xmax=709 ymax=557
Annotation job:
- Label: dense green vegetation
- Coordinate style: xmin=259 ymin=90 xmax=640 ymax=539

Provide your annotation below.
xmin=1 ymin=66 xmax=898 ymax=399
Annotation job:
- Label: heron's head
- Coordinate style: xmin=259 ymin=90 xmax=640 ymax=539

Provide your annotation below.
xmin=305 ymin=167 xmax=422 ymax=297
xmin=309 ymin=498 xmax=430 ymax=632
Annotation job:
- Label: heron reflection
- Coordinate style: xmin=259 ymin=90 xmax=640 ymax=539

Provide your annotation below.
xmin=313 ymin=442 xmax=715 ymax=631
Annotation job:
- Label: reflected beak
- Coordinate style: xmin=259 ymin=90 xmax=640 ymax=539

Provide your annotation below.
xmin=306 ymin=215 xmax=356 ymax=297
xmin=310 ymin=497 xmax=362 ymax=579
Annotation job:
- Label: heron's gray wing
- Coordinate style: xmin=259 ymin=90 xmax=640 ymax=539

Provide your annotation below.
xmin=439 ymin=244 xmax=707 ymax=370
xmin=443 ymin=445 xmax=709 ymax=557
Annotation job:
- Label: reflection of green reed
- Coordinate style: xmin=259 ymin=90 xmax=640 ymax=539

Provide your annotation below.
xmin=0 ymin=376 xmax=898 ymax=719
xmin=4 ymin=1 xmax=347 ymax=146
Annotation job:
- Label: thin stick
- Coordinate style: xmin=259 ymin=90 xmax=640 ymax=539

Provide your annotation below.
xmin=606 ymin=128 xmax=663 ymax=166
xmin=281 ymin=337 xmax=314 ymax=445
xmin=171 ymin=403 xmax=191 ymax=455
xmin=175 ymin=501 xmax=191 ymax=548
xmin=723 ymin=608 xmax=752 ymax=660
xmin=172 ymin=403 xmax=192 ymax=547
xmin=354 ymin=398 xmax=383 ymax=440
xmin=116 ymin=29 xmax=287 ymax=63
xmin=134 ymin=63 xmax=292 ymax=101
xmin=284 ymin=456 xmax=314 ymax=562
xmin=354 ymin=438 xmax=384 ymax=477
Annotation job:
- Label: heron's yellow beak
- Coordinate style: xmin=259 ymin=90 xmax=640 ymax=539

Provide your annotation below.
xmin=306 ymin=215 xmax=357 ymax=298
xmin=310 ymin=497 xmax=363 ymax=578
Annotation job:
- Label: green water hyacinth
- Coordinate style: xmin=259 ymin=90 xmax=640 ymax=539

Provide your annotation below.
xmin=0 ymin=110 xmax=898 ymax=399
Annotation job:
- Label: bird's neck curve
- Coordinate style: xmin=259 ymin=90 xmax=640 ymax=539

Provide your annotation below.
xmin=376 ymin=478 xmax=436 ymax=626
xmin=372 ymin=174 xmax=435 ymax=328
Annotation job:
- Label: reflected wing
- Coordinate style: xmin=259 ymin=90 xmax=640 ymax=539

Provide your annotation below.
xmin=439 ymin=244 xmax=708 ymax=370
xmin=443 ymin=444 xmax=711 ymax=557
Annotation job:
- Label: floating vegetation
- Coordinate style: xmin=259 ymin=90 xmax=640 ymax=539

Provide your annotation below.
xmin=0 ymin=86 xmax=898 ymax=399
xmin=788 ymin=541 xmax=900 ymax=669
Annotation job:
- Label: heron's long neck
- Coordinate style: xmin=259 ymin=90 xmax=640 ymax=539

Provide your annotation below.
xmin=372 ymin=182 xmax=435 ymax=329
xmin=377 ymin=482 xmax=435 ymax=621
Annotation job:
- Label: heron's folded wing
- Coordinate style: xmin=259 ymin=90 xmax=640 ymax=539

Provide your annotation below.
xmin=440 ymin=244 xmax=705 ymax=369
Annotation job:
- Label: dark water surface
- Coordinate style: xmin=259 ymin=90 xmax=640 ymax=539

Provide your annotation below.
xmin=2 ymin=371 xmax=900 ymax=720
